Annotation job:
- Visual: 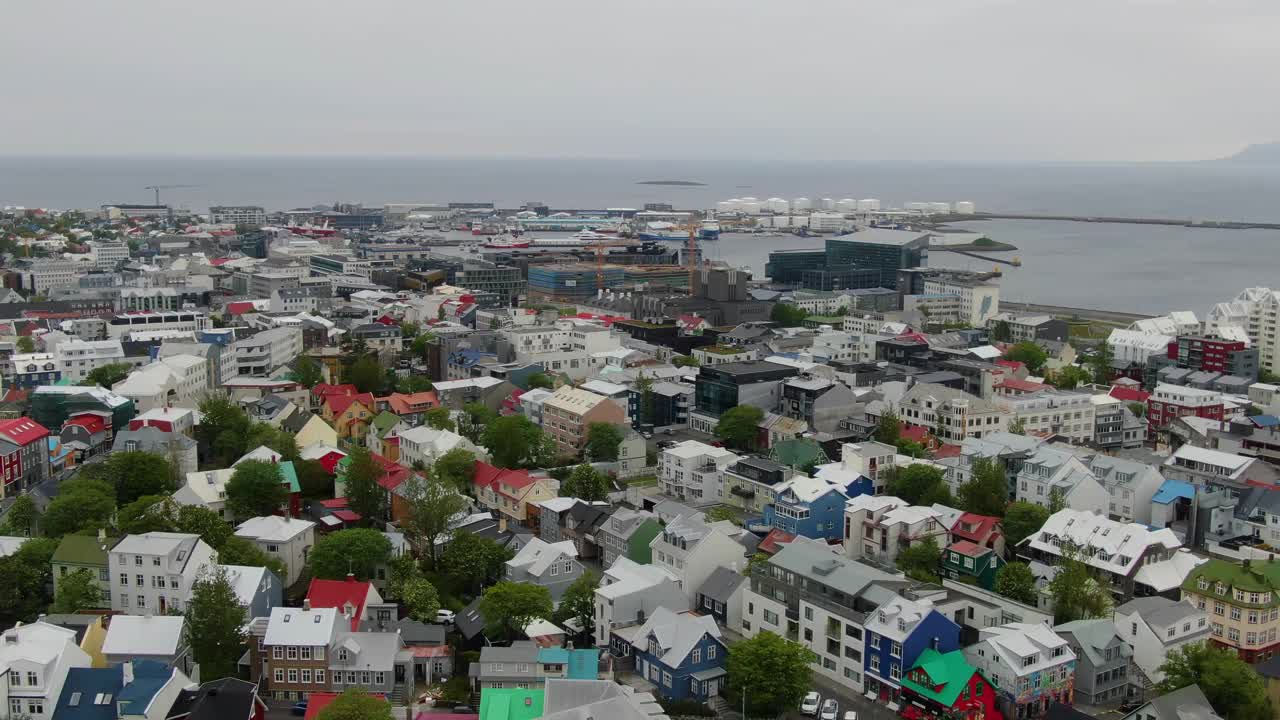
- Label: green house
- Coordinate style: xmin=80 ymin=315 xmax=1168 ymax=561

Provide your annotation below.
xmin=51 ymin=533 xmax=118 ymax=608
xmin=941 ymin=540 xmax=1005 ymax=590
xmin=479 ymin=688 xmax=544 ymax=720
xmin=768 ymin=437 xmax=830 ymax=470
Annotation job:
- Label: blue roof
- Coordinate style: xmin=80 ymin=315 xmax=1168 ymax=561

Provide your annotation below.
xmin=116 ymin=661 xmax=173 ymax=716
xmin=536 ymin=647 xmax=599 ymax=680
xmin=1152 ymin=479 xmax=1197 ymax=504
xmin=1251 ymin=415 xmax=1280 ymax=427
xmin=53 ymin=666 xmax=123 ymax=720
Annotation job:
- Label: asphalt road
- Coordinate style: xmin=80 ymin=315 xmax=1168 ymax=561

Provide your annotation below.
xmin=777 ymin=676 xmax=900 ymax=720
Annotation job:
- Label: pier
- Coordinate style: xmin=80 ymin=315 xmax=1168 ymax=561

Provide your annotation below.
xmin=959 ymin=212 xmax=1280 ymax=230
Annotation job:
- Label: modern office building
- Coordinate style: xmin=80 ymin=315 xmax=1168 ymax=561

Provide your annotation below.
xmin=825 ymin=229 xmax=930 ymax=285
xmin=690 ymin=360 xmax=799 ymax=433
xmin=210 ymin=205 xmax=267 ymax=225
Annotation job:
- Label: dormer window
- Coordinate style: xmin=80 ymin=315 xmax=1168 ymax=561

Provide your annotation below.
xmin=1022 ymin=655 xmax=1036 ymax=668
xmin=1197 ymin=578 xmax=1209 ymax=591
xmin=1216 ymin=582 xmax=1227 ymax=595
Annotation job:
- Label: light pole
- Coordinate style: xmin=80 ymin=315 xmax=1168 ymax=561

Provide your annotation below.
xmin=741 ymin=686 xmax=746 ymax=720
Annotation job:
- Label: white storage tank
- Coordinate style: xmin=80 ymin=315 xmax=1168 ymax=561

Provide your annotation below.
xmin=835 ymin=198 xmax=857 ymax=212
xmin=820 ymin=198 xmax=836 ymax=210
xmin=740 ymin=196 xmax=758 ymax=203
xmin=928 ymin=202 xmax=951 ymax=214
xmin=740 ymin=201 xmax=761 ymax=215
xmin=904 ymin=202 xmax=929 ymax=213
xmin=716 ymin=201 xmax=736 ymax=215
xmin=766 ymin=197 xmax=790 ymax=213
xmin=857 ymin=198 xmax=881 ymax=212
xmin=953 ymin=201 xmax=976 ymax=215
xmin=791 ymin=197 xmax=811 ymax=211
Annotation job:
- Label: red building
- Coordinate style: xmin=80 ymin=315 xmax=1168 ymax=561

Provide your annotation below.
xmin=949 ymin=512 xmax=1005 ymax=557
xmin=1147 ymin=383 xmax=1224 ymax=435
xmin=0 ymin=417 xmax=51 ymax=495
xmin=1167 ymin=335 xmax=1254 ymax=375
xmin=900 ymin=649 xmax=1003 ymax=720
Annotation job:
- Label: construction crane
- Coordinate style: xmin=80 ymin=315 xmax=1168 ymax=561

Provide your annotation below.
xmin=592 ymin=236 xmax=633 ymax=290
xmin=143 ymin=184 xmax=198 ymax=206
xmin=676 ymin=219 xmax=704 ymax=293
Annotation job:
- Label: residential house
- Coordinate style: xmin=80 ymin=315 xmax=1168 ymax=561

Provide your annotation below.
xmin=59 ymin=414 xmax=112 ymax=462
xmin=328 ymin=630 xmax=410 ymax=702
xmin=1083 ymin=453 xmax=1166 ymax=525
xmin=541 ymin=386 xmax=627 ymax=458
xmin=0 ymin=417 xmax=51 ymax=496
xmin=780 ymin=376 xmax=858 ymax=433
xmin=862 ymin=596 xmax=962 ymax=706
xmin=760 ymin=475 xmax=848 ymax=541
xmin=366 ymin=412 xmax=405 ymax=460
xmin=899 ymin=649 xmax=1005 ymax=720
xmin=1053 ymin=619 xmax=1135 ymax=707
xmin=166 ymin=677 xmax=267 ymax=720
xmin=1013 ymin=446 xmax=1109 ymax=513
xmin=843 ymin=495 xmax=947 ymax=567
xmin=535 ymin=497 xmax=578 ymax=545
xmin=396 ymin=426 xmax=482 ymax=469
xmin=617 ymin=608 xmax=727 ymax=701
xmin=942 ymin=541 xmax=1006 ymax=590
xmin=473 ymin=462 xmax=556 ymax=529
xmin=357 ymin=618 xmax=452 ymax=685
xmin=111 ymin=427 xmax=197 ymax=477
xmin=106 ymin=532 xmax=217 ymax=615
xmin=111 ymin=355 xmax=207 ymax=413
xmin=721 ymin=457 xmax=792 ymax=515
xmin=1116 ymin=684 xmax=1223 ymax=720
xmin=321 ymin=392 xmax=377 ymax=446
xmin=561 ymin=502 xmax=609 ymax=560
xmin=51 ymin=532 xmax=119 ymax=609
xmin=596 ymin=508 xmax=661 ymax=568
xmin=468 ymin=641 xmax=604 ymax=695
xmin=897 ymin=382 xmax=1010 ymax=444
xmin=0 ymin=621 xmax=92 ymax=720
xmin=950 ymin=512 xmax=1005 ymax=557
xmin=650 ymin=513 xmax=746 ymax=603
xmin=594 ymin=557 xmax=688 ymax=647
xmin=101 ymin=616 xmax=195 ymax=682
xmin=505 ymin=538 xmax=583 ymax=603
xmin=695 ymin=566 xmax=746 ymax=631
xmin=252 ymin=606 xmax=340 ymax=700
xmin=963 ymin=623 xmax=1077 ymax=720
xmin=39 ymin=614 xmax=109 ymax=670
xmin=294 ymin=415 xmax=340 ymax=449
xmin=54 ymin=661 xmax=191 ymax=720
xmin=128 ymin=407 xmax=199 ymax=437
xmin=1113 ymin=596 xmax=1210 ymax=690
xmin=1178 ymin=557 xmax=1280 ymax=663
xmin=222 ymin=564 xmax=284 ymax=620
xmin=233 ymin=516 xmax=316 ymax=586
xmin=658 ymin=441 xmax=739 ymax=504
xmin=378 ymin=391 xmax=440 ymax=426
xmin=172 ymin=469 xmax=235 ymax=520
xmin=306 ymin=576 xmax=392 ymax=631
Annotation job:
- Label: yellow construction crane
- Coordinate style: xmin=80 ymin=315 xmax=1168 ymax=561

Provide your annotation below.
xmin=676 ymin=219 xmax=703 ymax=293
xmin=592 ymin=236 xmax=633 ymax=290
xmin=143 ymin=184 xmax=198 ymax=206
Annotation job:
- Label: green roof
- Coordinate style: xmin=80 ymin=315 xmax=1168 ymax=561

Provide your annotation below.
xmin=1183 ymin=558 xmax=1280 ymax=605
xmin=768 ymin=438 xmax=830 ymax=469
xmin=52 ymin=534 xmax=117 ymax=566
xmin=900 ymin=648 xmax=978 ymax=708
xmin=277 ymin=461 xmax=301 ymax=493
xmin=370 ymin=411 xmax=401 ymax=438
xmin=479 ymin=689 xmax=543 ymax=720
xmin=701 ymin=345 xmax=749 ymax=356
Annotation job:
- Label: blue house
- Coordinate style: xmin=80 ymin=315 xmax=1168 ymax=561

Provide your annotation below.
xmin=622 ymin=607 xmax=727 ymax=701
xmin=760 ymin=475 xmax=849 ymax=541
xmin=54 ymin=660 xmax=183 ymax=720
xmin=862 ymin=596 xmax=961 ymax=706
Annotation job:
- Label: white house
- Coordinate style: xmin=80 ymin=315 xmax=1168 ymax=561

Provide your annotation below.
xmin=107 ymin=532 xmax=217 ymax=615
xmin=395 ymin=426 xmax=484 ymax=469
xmin=233 ymin=327 xmax=304 ymax=377
xmin=593 ymin=557 xmax=688 ymax=647
xmin=0 ymin=621 xmax=92 ymax=720
xmin=962 ymin=622 xmax=1077 ymax=720
xmin=1113 ymin=596 xmax=1211 ymax=687
xmin=173 ymin=469 xmax=236 ymax=520
xmin=504 ymin=538 xmax=584 ymax=603
xmin=54 ymin=338 xmax=126 ymax=382
xmin=101 ymin=615 xmax=196 ymax=681
xmin=1082 ymin=453 xmax=1166 ymax=525
xmin=843 ymin=495 xmax=946 ymax=566
xmin=657 ymin=441 xmax=739 ymax=504
xmin=649 ymin=513 xmax=746 ymax=603
xmin=234 ymin=516 xmax=316 ymax=586
xmin=1014 ymin=446 xmax=1109 ymax=512
xmin=111 ymin=355 xmax=208 ymax=413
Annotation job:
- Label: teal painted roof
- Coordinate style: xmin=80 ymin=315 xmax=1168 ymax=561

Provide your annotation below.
xmin=536 ymin=647 xmax=600 ymax=680
xmin=278 ymin=461 xmax=301 ymax=493
xmin=900 ymin=648 xmax=978 ymax=708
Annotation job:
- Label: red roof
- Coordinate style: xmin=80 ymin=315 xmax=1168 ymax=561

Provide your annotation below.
xmin=998 ymin=378 xmax=1049 ymax=393
xmin=952 ymin=512 xmax=1001 ymax=546
xmin=313 ymin=383 xmax=357 ymax=399
xmin=947 ymin=539 xmax=989 ymax=557
xmin=1109 ymin=386 xmax=1151 ymax=402
xmin=307 ymin=576 xmax=374 ymax=631
xmin=897 ymin=330 xmax=929 ymax=344
xmin=225 ymin=301 xmax=258 ymax=316
xmin=995 ymin=359 xmax=1026 ymax=372
xmin=327 ymin=392 xmax=375 ymax=416
xmin=381 ymin=391 xmax=439 ymax=415
xmin=758 ymin=528 xmax=796 ymax=555
xmin=332 ymin=510 xmax=362 ymax=522
xmin=0 ymin=418 xmax=51 ymax=446
xmin=64 ymin=415 xmax=108 ymax=434
xmin=473 ymin=461 xmax=535 ymax=494
xmin=900 ymin=425 xmax=931 ymax=444
xmin=317 ymin=498 xmax=349 ymax=509
xmin=932 ymin=444 xmax=963 ymax=459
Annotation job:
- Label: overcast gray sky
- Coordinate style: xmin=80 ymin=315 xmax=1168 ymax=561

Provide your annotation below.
xmin=2 ymin=0 xmax=1276 ymax=162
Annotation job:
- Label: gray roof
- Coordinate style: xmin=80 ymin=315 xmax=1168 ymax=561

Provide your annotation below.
xmin=1114 ymin=596 xmax=1205 ymax=631
xmin=541 ymin=679 xmax=669 ymax=720
xmin=454 ymin=597 xmax=485 ymax=640
xmin=1135 ymin=684 xmax=1222 ymax=720
xmin=768 ymin=537 xmax=903 ymax=598
xmin=357 ymin=618 xmax=445 ymax=645
xmin=112 ymin=426 xmax=197 ymax=454
xmin=331 ymin=631 xmax=402 ymax=670
xmin=1053 ymin=618 xmax=1126 ymax=666
xmin=697 ymin=566 xmax=746 ymax=603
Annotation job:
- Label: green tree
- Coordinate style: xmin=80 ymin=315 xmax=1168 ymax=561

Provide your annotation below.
xmin=1089 ymin=340 xmax=1114 ymax=385
xmin=1051 ymin=365 xmax=1092 ymax=390
xmin=16 ymin=336 xmax=34 ymax=353
xmin=310 ymin=529 xmax=392 ymax=581
xmin=400 ymin=322 xmax=420 ymax=339
xmin=584 ymin=422 xmax=624 ymax=462
xmin=459 ymin=402 xmax=497 ymax=442
xmin=478 ymin=580 xmax=554 ymax=642
xmin=295 ymin=458 xmax=333 ymax=499
xmin=993 ymin=562 xmax=1038 ymax=605
xmin=671 ymin=355 xmax=700 ymax=368
xmin=176 ymin=505 xmax=235 ymax=550
xmin=1003 ymin=502 xmax=1050 ymax=547
xmin=400 ymin=471 xmax=467 ymax=566
xmin=0 ymin=538 xmax=58 ymax=626
xmin=423 ymin=407 xmax=456 ymax=432
xmin=439 ymin=531 xmax=513 ymax=596
xmin=186 ymin=567 xmax=247 ymax=682
xmin=553 ymin=570 xmax=599 ymax=641
xmin=725 ymin=631 xmax=815 ymax=717
xmin=217 ymin=536 xmax=287 ymax=581
xmin=342 ymin=445 xmax=387 ymax=526
xmin=561 ymin=464 xmax=609 ymax=502
xmin=82 ymin=362 xmax=133 ymax=388
xmin=1007 ymin=418 xmax=1026 ymax=435
xmin=1156 ymin=642 xmax=1273 ymax=720
xmin=244 ymin=422 xmax=300 ymax=461
xmin=344 ymin=355 xmax=385 ymax=394
xmin=42 ymin=478 xmax=115 ymax=537
xmin=958 ymin=457 xmax=1009 ymax=517
xmin=224 ymin=460 xmax=286 ymax=521
xmin=526 ymin=372 xmax=554 ymax=390
xmin=1127 ymin=402 xmax=1146 ymax=418
xmin=635 ymin=371 xmax=655 ymax=426
xmin=1048 ymin=487 xmax=1067 ymax=513
xmin=895 ymin=438 xmax=926 ymax=459
xmin=400 ymin=576 xmax=442 ymax=623
xmin=50 ymin=568 xmax=103 ymax=613
xmin=5 ymin=495 xmax=38 ymax=536
xmin=316 ymin=689 xmax=394 ymax=720
xmin=385 ymin=553 xmax=422 ymax=601
xmin=197 ymin=394 xmax=253 ymax=467
xmin=874 ymin=410 xmax=902 ymax=445
xmin=396 ymin=375 xmax=433 ymax=394
xmin=117 ymin=495 xmax=181 ymax=535
xmin=770 ymin=303 xmax=808 ymax=328
xmin=482 ymin=414 xmax=544 ymax=468
xmin=895 ymin=538 xmax=941 ymax=583
xmin=1004 ymin=342 xmax=1048 ymax=374
xmin=292 ymin=355 xmax=325 ymax=388
xmin=100 ymin=451 xmax=175 ymax=505
xmin=433 ymin=448 xmax=476 ymax=493
xmin=990 ymin=320 xmax=1012 ymax=343
xmin=714 ymin=405 xmax=764 ymax=451
xmin=886 ymin=465 xmax=949 ymax=506
xmin=1048 ymin=543 xmax=1112 ymax=623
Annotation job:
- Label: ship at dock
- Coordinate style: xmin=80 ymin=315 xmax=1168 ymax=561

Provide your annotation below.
xmin=637 ymin=220 xmax=720 ymax=241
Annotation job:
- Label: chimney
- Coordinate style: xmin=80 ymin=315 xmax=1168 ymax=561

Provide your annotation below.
xmin=303 ymin=599 xmax=311 ymax=611
xmin=346 ymin=573 xmax=356 ymax=583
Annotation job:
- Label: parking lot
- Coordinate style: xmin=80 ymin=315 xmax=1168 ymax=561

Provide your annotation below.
xmin=783 ymin=677 xmax=901 ymax=720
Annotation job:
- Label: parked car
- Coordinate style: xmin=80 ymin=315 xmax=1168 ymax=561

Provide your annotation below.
xmin=436 ymin=609 xmax=457 ymax=624
xmin=820 ymin=699 xmax=839 ymax=720
xmin=842 ymin=713 xmax=858 ymax=720
xmin=800 ymin=692 xmax=821 ymax=716
xmin=291 ymin=701 xmax=308 ymax=716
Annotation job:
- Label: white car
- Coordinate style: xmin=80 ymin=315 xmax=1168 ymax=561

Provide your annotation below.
xmin=820 ymin=699 xmax=839 ymax=720
xmin=842 ymin=713 xmax=858 ymax=720
xmin=800 ymin=692 xmax=821 ymax=716
xmin=436 ymin=609 xmax=456 ymax=624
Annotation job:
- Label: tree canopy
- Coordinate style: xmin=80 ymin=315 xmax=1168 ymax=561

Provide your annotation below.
xmin=224 ymin=460 xmax=286 ymax=521
xmin=82 ymin=362 xmax=133 ymax=388
xmin=310 ymin=529 xmax=392 ymax=581
xmin=433 ymin=448 xmax=476 ymax=492
xmin=770 ymin=303 xmax=808 ymax=328
xmin=399 ymin=471 xmax=467 ymax=565
xmin=873 ymin=410 xmax=901 ymax=445
xmin=479 ymin=581 xmax=553 ymax=642
xmin=0 ymin=538 xmax=58 ymax=626
xmin=482 ymin=414 xmax=545 ymax=468
xmin=1002 ymin=502 xmax=1050 ymax=547
xmin=423 ymin=407 xmax=456 ymax=432
xmin=341 ymin=444 xmax=387 ymax=526
xmin=1156 ymin=642 xmax=1273 ymax=720
xmin=344 ymin=355 xmax=385 ymax=394
xmin=584 ymin=422 xmax=624 ymax=462
xmin=1048 ymin=543 xmax=1112 ymax=623
xmin=218 ymin=536 xmax=288 ymax=581
xmin=316 ymin=689 xmax=394 ymax=720
xmin=439 ymin=531 xmax=513 ymax=596
xmin=51 ymin=568 xmax=102 ymax=613
xmin=958 ymin=456 xmax=1009 ymax=517
xmin=526 ymin=372 xmax=554 ymax=390
xmin=561 ymin=464 xmax=609 ymax=502
xmin=292 ymin=355 xmax=325 ymax=388
xmin=1004 ymin=342 xmax=1048 ymax=374
xmin=553 ymin=571 xmax=599 ymax=641
xmin=896 ymin=538 xmax=942 ymax=583
xmin=993 ymin=562 xmax=1038 ymax=605
xmin=725 ymin=631 xmax=815 ymax=717
xmin=186 ymin=567 xmax=247 ymax=682
xmin=714 ymin=405 xmax=764 ymax=451
xmin=886 ymin=465 xmax=953 ymax=506
xmin=42 ymin=477 xmax=116 ymax=537
xmin=81 ymin=451 xmax=174 ymax=506
xmin=1051 ymin=365 xmax=1092 ymax=390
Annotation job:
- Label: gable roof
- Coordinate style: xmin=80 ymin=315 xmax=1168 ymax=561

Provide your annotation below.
xmin=630 ymin=607 xmax=721 ymax=667
xmin=102 ymin=615 xmax=185 ymax=657
xmin=0 ymin=417 xmax=51 ymax=445
xmin=181 ymin=677 xmax=261 ymax=720
xmin=697 ymin=566 xmax=746 ymax=603
xmin=306 ymin=576 xmax=377 ymax=631
xmin=54 ymin=665 xmax=124 ymax=720
xmin=326 ymin=392 xmax=375 ymax=416
xmin=901 ymin=648 xmax=978 ymax=708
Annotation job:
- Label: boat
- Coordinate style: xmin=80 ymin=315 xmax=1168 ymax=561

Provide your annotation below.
xmin=636 ymin=221 xmax=720 ymax=242
xmin=471 ymin=221 xmax=502 ymax=236
xmin=286 ymin=220 xmax=337 ymax=237
xmin=570 ymin=230 xmax=613 ymax=242
xmin=482 ymin=236 xmax=531 ymax=249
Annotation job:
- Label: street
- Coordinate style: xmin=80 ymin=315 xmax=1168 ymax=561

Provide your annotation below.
xmin=781 ymin=675 xmax=901 ymax=720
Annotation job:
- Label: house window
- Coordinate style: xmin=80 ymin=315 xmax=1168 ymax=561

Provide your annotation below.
xmin=274 ymin=669 xmax=284 ymax=684
xmin=25 ymin=672 xmax=36 ymax=686
xmin=692 ymin=648 xmax=701 ymax=664
xmin=287 ymin=647 xmax=298 ymax=660
xmin=869 ymin=634 xmax=880 ymax=650
xmin=708 ymin=645 xmax=716 ymax=660
xmin=274 ymin=647 xmax=284 ymax=660
xmin=891 ymin=642 xmax=901 ymax=658
xmin=288 ymin=669 xmax=298 ymax=684
xmin=889 ymin=663 xmax=901 ymax=681
xmin=662 ymin=671 xmax=672 ymax=687
xmin=300 ymin=647 xmax=311 ymax=660
xmin=301 ymin=670 xmax=312 ymax=684
xmin=315 ymin=670 xmax=325 ymax=684
xmin=870 ymin=656 xmax=880 ymax=673
xmin=119 ymin=573 xmax=128 ymax=586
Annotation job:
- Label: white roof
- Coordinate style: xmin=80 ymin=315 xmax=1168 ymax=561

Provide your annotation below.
xmin=969 ymin=345 xmax=1003 ymax=360
xmin=221 ymin=564 xmax=273 ymax=604
xmin=33 ymin=385 xmax=132 ymax=407
xmin=102 ymin=615 xmax=185 ymax=656
xmin=233 ymin=445 xmax=283 ymax=466
xmin=113 ymin=532 xmax=201 ymax=556
xmin=580 ymin=380 xmax=628 ymax=396
xmin=597 ymin=557 xmax=681 ymax=600
xmin=539 ymin=497 xmax=580 ymax=513
xmin=543 ymin=385 xmax=611 ymax=413
xmin=263 ymin=606 xmax=339 ymax=646
xmin=433 ymin=376 xmax=504 ymax=392
xmin=134 ymin=406 xmax=200 ymax=423
xmin=508 ymin=537 xmax=578 ymax=576
xmin=1133 ymin=549 xmax=1208 ymax=593
xmin=628 ymin=607 xmax=720 ymax=666
xmin=978 ymin=622 xmax=1074 ymax=675
xmin=664 ymin=440 xmax=738 ymax=462
xmin=865 ymin=596 xmax=936 ymax=642
xmin=524 ymin=618 xmax=564 ymax=638
xmin=300 ymin=442 xmax=345 ymax=460
xmin=235 ymin=515 xmax=314 ymax=543
xmin=0 ymin=536 xmax=30 ymax=558
xmin=845 ymin=494 xmax=907 ymax=514
xmin=0 ymin=622 xmax=81 ymax=666
xmin=178 ymin=468 xmax=235 ymax=506
xmin=776 ymin=474 xmax=843 ymax=504
xmin=1029 ymin=509 xmax=1182 ymax=576
xmin=1165 ymin=444 xmax=1250 ymax=472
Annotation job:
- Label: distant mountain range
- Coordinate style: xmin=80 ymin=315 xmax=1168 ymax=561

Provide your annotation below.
xmin=1218 ymin=142 xmax=1280 ymax=165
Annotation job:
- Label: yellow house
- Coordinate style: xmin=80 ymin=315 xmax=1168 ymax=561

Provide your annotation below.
xmin=294 ymin=413 xmax=339 ymax=448
xmin=322 ymin=392 xmax=376 ymax=443
xmin=474 ymin=461 xmax=557 ymax=526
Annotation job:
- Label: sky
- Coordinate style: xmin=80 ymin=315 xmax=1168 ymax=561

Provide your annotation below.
xmin=2 ymin=0 xmax=1277 ymax=162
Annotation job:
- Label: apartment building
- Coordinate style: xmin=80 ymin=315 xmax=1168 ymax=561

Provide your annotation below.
xmin=1161 ymin=444 xmax=1277 ymax=492
xmin=1053 ymin=619 xmax=1135 ymax=707
xmin=862 ymin=596 xmax=962 ymax=705
xmin=25 ymin=259 xmax=79 ymax=295
xmin=1180 ymin=557 xmax=1280 ymax=663
xmin=112 ymin=354 xmax=207 ymax=413
xmin=596 ymin=508 xmax=662 ymax=568
xmin=1013 ymin=446 xmax=1109 ymax=512
xmin=962 ymin=623 xmax=1076 ymax=720
xmin=996 ymin=389 xmax=1095 ymax=443
xmin=254 ymin=606 xmax=340 ymax=700
xmin=897 ymin=382 xmax=1009 ymax=444
xmin=234 ymin=516 xmax=315 ymax=586
xmin=593 ymin=557 xmax=688 ymax=647
xmin=54 ymin=339 xmax=126 ymax=383
xmin=234 ymin=327 xmax=304 ymax=377
xmin=843 ymin=495 xmax=947 ymax=566
xmin=1083 ymin=453 xmax=1165 ymax=524
xmin=0 ymin=418 xmax=52 ymax=495
xmin=1113 ymin=596 xmax=1210 ymax=688
xmin=86 ymin=241 xmax=130 ymax=270
xmin=921 ymin=275 xmax=1001 ymax=327
xmin=690 ymin=360 xmax=799 ymax=434
xmin=1147 ymin=383 xmax=1224 ymax=436
xmin=504 ymin=538 xmax=583 ymax=603
xmin=210 ymin=205 xmax=266 ymax=225
xmin=106 ymin=532 xmax=217 ymax=614
xmin=0 ymin=621 xmax=93 ymax=720
xmin=649 ymin=513 xmax=745 ymax=603
xmin=541 ymin=386 xmax=626 ymax=458
xmin=106 ymin=311 xmax=209 ymax=340
xmin=658 ymin=440 xmax=739 ymax=504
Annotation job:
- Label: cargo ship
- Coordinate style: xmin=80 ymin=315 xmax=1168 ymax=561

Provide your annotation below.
xmin=636 ymin=221 xmax=720 ymax=242
xmin=482 ymin=236 xmax=532 ymax=249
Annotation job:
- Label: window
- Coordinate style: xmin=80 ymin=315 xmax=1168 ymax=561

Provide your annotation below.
xmin=375 ymin=672 xmax=385 ymax=685
xmin=135 ymin=574 xmax=144 ymax=586
xmin=301 ymin=669 xmax=312 ymax=684
xmin=9 ymin=700 xmax=21 ymax=717
xmin=315 ymin=670 xmax=325 ymax=684
xmin=869 ymin=634 xmax=880 ymax=650
xmin=692 ymin=648 xmax=701 ymax=664
xmin=763 ymin=610 xmax=779 ymax=626
xmin=288 ymin=669 xmax=298 ymax=684
xmin=708 ymin=645 xmax=717 ymax=660
xmin=804 ymin=607 xmax=814 ymax=621
xmin=662 ymin=671 xmax=672 ymax=687
xmin=273 ymin=647 xmax=284 ymax=660
xmin=28 ymin=702 xmax=43 ymax=716
xmin=274 ymin=669 xmax=284 ymax=684
xmin=870 ymin=656 xmax=881 ymax=673
xmin=1214 ymin=602 xmax=1225 ymax=616
xmin=1167 ymin=627 xmax=1175 ymax=638
xmin=1231 ymin=607 xmax=1242 ymax=621
xmin=1248 ymin=611 xmax=1259 ymax=624
xmin=135 ymin=555 xmax=142 ymax=566
xmin=287 ymin=647 xmax=298 ymax=660
xmin=137 ymin=595 xmax=145 ymax=608
xmin=26 ymin=672 xmax=37 ymax=686
xmin=315 ymin=647 xmax=324 ymax=661
xmin=889 ymin=663 xmax=901 ymax=681
xmin=891 ymin=641 xmax=902 ymax=658
xmin=300 ymin=647 xmax=311 ymax=660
